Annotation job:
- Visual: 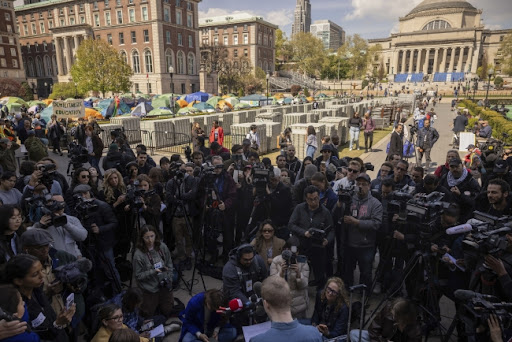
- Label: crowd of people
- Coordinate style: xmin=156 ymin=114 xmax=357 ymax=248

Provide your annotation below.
xmin=0 ymin=97 xmax=511 ymax=342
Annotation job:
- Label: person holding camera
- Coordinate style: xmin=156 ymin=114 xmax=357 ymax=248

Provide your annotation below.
xmin=29 ymin=194 xmax=88 ymax=258
xmin=269 ymin=242 xmax=310 ymax=319
xmin=74 ymin=184 xmax=122 ymax=296
xmin=336 ymin=173 xmax=383 ymax=288
xmin=132 ymin=225 xmax=174 ymax=318
xmin=126 ymin=174 xmax=162 ymax=232
xmin=416 ymin=119 xmax=439 ymax=171
xmin=289 ymin=185 xmax=334 ymax=289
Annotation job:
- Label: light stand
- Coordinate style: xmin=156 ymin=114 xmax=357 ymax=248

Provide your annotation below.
xmin=168 ymin=65 xmax=174 ymax=112
xmin=266 ymin=73 xmax=269 ymax=106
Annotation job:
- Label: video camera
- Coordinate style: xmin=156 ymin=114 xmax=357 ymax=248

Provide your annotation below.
xmin=252 ymin=163 xmax=273 ymax=197
xmin=125 ymin=181 xmax=157 ymax=209
xmin=74 ymin=195 xmax=99 ymax=219
xmin=68 ymin=142 xmax=89 ymax=167
xmin=53 ymin=258 xmax=92 ymax=293
xmin=37 ymin=163 xmax=57 ymax=190
xmin=338 ymin=184 xmax=355 ymax=205
xmin=307 ymin=225 xmax=332 ymax=245
xmin=168 ymin=162 xmax=186 ymax=181
xmin=385 ymin=187 xmax=415 ymax=218
xmin=406 ymin=191 xmax=449 ymax=229
xmin=281 ymin=246 xmax=307 ymax=267
xmin=25 ymin=193 xmax=68 ymax=227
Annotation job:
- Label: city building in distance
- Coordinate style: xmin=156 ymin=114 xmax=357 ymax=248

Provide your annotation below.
xmin=292 ymin=0 xmax=311 ymax=36
xmin=310 ymin=20 xmax=345 ymax=52
xmin=14 ymin=0 xmax=202 ymax=98
xmin=0 ymin=0 xmax=25 ymax=83
xmin=369 ymin=0 xmax=512 ymax=82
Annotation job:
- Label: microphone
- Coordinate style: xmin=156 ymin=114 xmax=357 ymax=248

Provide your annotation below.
xmin=253 ymin=281 xmax=262 ymax=298
xmin=216 ymin=298 xmax=253 ymax=315
xmin=446 ymin=224 xmax=472 ymax=235
xmin=229 ymin=298 xmax=244 ymax=312
xmin=454 ymin=290 xmax=499 ymax=302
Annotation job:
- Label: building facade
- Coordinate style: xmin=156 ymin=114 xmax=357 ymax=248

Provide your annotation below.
xmin=0 ymin=0 xmax=25 ymax=84
xmin=15 ymin=0 xmax=201 ymax=98
xmin=369 ymin=0 xmax=512 ymax=82
xmin=199 ymin=13 xmax=277 ymax=74
xmin=310 ymin=20 xmax=345 ymax=51
xmin=292 ymin=0 xmax=311 ymax=36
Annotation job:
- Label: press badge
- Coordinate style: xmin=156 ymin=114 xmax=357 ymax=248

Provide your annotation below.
xmin=352 ymin=209 xmax=358 ymax=217
xmin=246 ymin=280 xmax=253 ymax=292
xmin=32 ymin=312 xmax=46 ymax=328
xmin=154 ymin=262 xmax=163 ymax=270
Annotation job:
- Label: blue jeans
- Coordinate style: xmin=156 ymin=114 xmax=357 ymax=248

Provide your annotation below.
xmin=306 ymin=145 xmax=317 ymax=158
xmin=342 ymin=246 xmax=375 ymax=288
xmin=349 ymin=330 xmax=369 ymax=342
xmin=349 ymin=127 xmax=360 ymax=149
xmin=88 ymin=155 xmax=102 ymax=176
xmin=182 ymin=327 xmax=237 ymax=342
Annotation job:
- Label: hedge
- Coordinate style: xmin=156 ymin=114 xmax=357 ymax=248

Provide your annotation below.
xmin=459 ymin=100 xmax=512 ymax=145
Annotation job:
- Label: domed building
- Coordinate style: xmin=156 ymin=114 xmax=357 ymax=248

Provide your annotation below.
xmin=369 ymin=0 xmax=511 ymax=82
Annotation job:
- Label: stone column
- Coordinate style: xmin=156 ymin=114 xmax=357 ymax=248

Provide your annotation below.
xmin=393 ymin=50 xmax=400 ymax=75
xmin=448 ymin=47 xmax=456 ymax=72
xmin=400 ymin=50 xmax=407 ymax=74
xmin=440 ymin=48 xmax=448 ymax=72
xmin=54 ymin=38 xmax=64 ymax=75
xmin=467 ymin=46 xmax=474 ymax=73
xmin=73 ymin=35 xmax=80 ymax=62
xmin=63 ymin=37 xmax=72 ymax=76
xmin=433 ymin=49 xmax=439 ymax=74
xmin=408 ymin=50 xmax=414 ymax=73
xmin=416 ymin=49 xmax=422 ymax=73
xmin=457 ymin=47 xmax=464 ymax=72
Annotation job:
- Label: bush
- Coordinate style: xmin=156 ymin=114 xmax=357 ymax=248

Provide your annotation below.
xmin=494 ymin=76 xmax=504 ymax=89
xmin=291 ymin=84 xmax=301 ymax=96
xmin=461 ymin=100 xmax=512 ymax=145
xmin=304 ymin=88 xmax=310 ymax=97
xmin=361 ymin=79 xmax=369 ymax=90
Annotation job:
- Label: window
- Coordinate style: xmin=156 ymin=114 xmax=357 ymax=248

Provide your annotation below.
xmin=12 ymin=59 xmax=18 ymax=68
xmin=223 ymin=36 xmax=228 ymax=45
xmin=187 ymin=13 xmax=192 ymax=27
xmin=164 ymin=8 xmax=169 ymax=22
xmin=166 ymin=31 xmax=171 ymax=44
xmin=176 ymin=0 xmax=181 ymax=6
xmin=244 ymin=49 xmax=248 ymax=57
xmin=60 ymin=19 xmax=64 ymax=26
xmin=500 ymin=36 xmax=504 ymax=42
xmin=107 ymin=34 xmax=112 ymax=44
xmin=0 ymin=47 xmax=3 ymax=55
xmin=105 ymin=12 xmax=111 ymax=26
xmin=131 ymin=31 xmax=136 ymax=43
xmin=93 ymin=1 xmax=98 ymax=9
xmin=44 ymin=55 xmax=52 ymax=76
xmin=132 ymin=50 xmax=140 ymax=73
xmin=135 ymin=83 xmax=139 ymax=92
xmin=176 ymin=11 xmax=182 ymax=25
xmin=0 ymin=59 xmax=6 ymax=67
xmin=31 ymin=23 xmax=36 ymax=34
xmin=233 ymin=35 xmax=238 ymax=45
xmin=43 ymin=42 xmax=47 ymax=51
xmin=214 ymin=27 xmax=217 ymax=33
xmin=129 ymin=8 xmax=135 ymax=22
xmin=243 ymin=34 xmax=248 ymax=44
xmin=188 ymin=35 xmax=193 ymax=47
xmin=148 ymin=84 xmax=152 ymax=93
xmin=129 ymin=0 xmax=134 ymax=3
xmin=96 ymin=34 xmax=100 ymax=40
xmin=177 ymin=51 xmax=184 ymax=74
xmin=165 ymin=49 xmax=173 ymax=70
xmin=48 ymin=10 xmax=52 ymax=17
xmin=79 ymin=4 xmax=84 ymax=12
xmin=143 ymin=29 xmax=149 ymax=42
xmin=178 ymin=33 xmax=182 ymax=45
xmin=116 ymin=0 xmax=121 ymax=6
xmin=35 ymin=43 xmax=39 ymax=52
xmin=119 ymin=32 xmax=124 ymax=44
xmin=422 ymin=20 xmax=451 ymax=31
xmin=244 ymin=24 xmax=248 ymax=31
xmin=144 ymin=50 xmax=153 ymax=72
xmin=94 ymin=14 xmax=100 ymax=26
xmin=80 ymin=16 xmax=85 ymax=24
xmin=234 ymin=49 xmax=238 ymax=57
xmin=69 ymin=5 xmax=73 ymax=14
xmin=104 ymin=0 xmax=109 ymax=7
xmin=141 ymin=7 xmax=148 ymax=21
xmin=233 ymin=25 xmax=238 ymax=31
xmin=6 ymin=24 xmax=12 ymax=33
xmin=117 ymin=10 xmax=123 ymax=24
xmin=24 ymin=25 xmax=28 ymax=35
xmin=58 ymin=9 xmax=63 ymax=16
xmin=187 ymin=1 xmax=192 ymax=10
xmin=10 ymin=47 xmax=16 ymax=56
xmin=4 ymin=12 xmax=10 ymax=21
xmin=9 ymin=37 xmax=14 ymax=44
xmin=214 ymin=37 xmax=218 ymax=45
xmin=49 ymin=20 xmax=53 ymax=28
xmin=69 ymin=17 xmax=75 ymax=25
xmin=120 ymin=51 xmax=127 ymax=64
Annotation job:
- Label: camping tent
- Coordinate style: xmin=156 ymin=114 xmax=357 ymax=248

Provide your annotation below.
xmin=184 ymin=92 xmax=210 ymax=103
xmin=240 ymin=94 xmax=271 ymax=107
xmin=130 ymin=102 xmax=154 ymax=117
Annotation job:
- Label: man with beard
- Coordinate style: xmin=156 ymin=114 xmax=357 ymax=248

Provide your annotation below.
xmin=389 ymin=160 xmax=415 ymax=190
xmin=285 ymin=145 xmax=302 ymax=184
xmin=482 ymin=179 xmax=512 ymax=217
xmin=440 ymin=158 xmax=480 ymax=222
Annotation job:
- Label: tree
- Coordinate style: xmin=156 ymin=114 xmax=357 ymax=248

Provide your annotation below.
xmin=338 ymin=34 xmax=370 ymax=79
xmin=49 ymin=82 xmax=86 ymax=99
xmin=20 ymin=82 xmax=34 ymax=101
xmin=289 ymin=32 xmax=326 ymax=76
xmin=70 ymin=39 xmax=132 ymax=97
xmin=477 ymin=53 xmax=489 ymax=80
xmin=0 ymin=79 xmax=22 ymax=98
xmin=499 ymin=34 xmax=512 ymax=76
xmin=291 ymin=85 xmax=301 ymax=96
xmin=241 ymin=74 xmax=263 ymax=95
xmin=255 ymin=67 xmax=267 ymax=80
xmin=320 ymin=54 xmax=350 ymax=79
xmin=275 ymin=29 xmax=293 ymax=69
xmin=377 ymin=62 xmax=386 ymax=81
xmin=494 ymin=76 xmax=504 ymax=89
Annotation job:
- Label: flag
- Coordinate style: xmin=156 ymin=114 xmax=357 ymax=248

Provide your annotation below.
xmin=112 ymin=96 xmax=119 ymax=117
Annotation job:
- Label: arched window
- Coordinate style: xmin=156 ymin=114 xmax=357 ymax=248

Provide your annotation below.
xmin=35 ymin=56 xmax=43 ymax=76
xmin=144 ymin=49 xmax=153 ymax=73
xmin=132 ymin=50 xmax=140 ymax=73
xmin=422 ymin=20 xmax=451 ymax=31
xmin=44 ymin=55 xmax=52 ymax=76
xmin=120 ymin=51 xmax=128 ymax=65
xmin=165 ymin=49 xmax=174 ymax=71
xmin=177 ymin=51 xmax=185 ymax=74
xmin=52 ymin=55 xmax=58 ymax=75
xmin=187 ymin=53 xmax=195 ymax=75
xmin=27 ymin=57 xmax=34 ymax=76
xmin=263 ymin=61 xmax=268 ymax=73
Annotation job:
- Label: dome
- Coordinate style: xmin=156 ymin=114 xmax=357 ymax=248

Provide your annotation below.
xmin=406 ymin=0 xmax=476 ymax=16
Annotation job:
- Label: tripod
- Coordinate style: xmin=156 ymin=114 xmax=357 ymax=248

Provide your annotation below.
xmin=168 ymin=177 xmax=206 ymax=295
xmin=127 ymin=199 xmax=144 ymax=287
xmin=245 ymin=191 xmax=270 ymax=242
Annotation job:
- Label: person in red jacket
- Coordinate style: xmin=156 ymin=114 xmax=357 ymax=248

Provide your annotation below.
xmin=209 ymin=120 xmax=224 ymax=147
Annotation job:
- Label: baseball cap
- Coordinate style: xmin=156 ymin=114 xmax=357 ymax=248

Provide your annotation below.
xmin=493 ymin=160 xmax=508 ymax=173
xmin=356 ymin=173 xmax=371 ymax=183
xmin=320 ymin=144 xmax=333 ymax=153
xmin=21 ymin=228 xmax=53 ymax=248
xmin=73 ymin=184 xmax=92 ymax=194
xmin=448 ymin=158 xmax=462 ymax=166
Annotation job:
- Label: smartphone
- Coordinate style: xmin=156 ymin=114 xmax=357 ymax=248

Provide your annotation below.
xmin=296 ymin=255 xmax=307 ymax=264
xmin=141 ymin=320 xmax=154 ymax=332
xmin=66 ymin=293 xmax=74 ymax=310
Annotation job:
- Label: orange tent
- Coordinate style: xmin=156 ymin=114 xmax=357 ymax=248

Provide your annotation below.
xmin=176 ymin=99 xmax=188 ymax=108
xmin=85 ymin=107 xmax=103 ymax=120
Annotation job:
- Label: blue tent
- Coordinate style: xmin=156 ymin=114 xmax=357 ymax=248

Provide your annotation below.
xmin=184 ymin=92 xmax=210 ymax=103
xmin=84 ymin=100 xmax=94 ymax=108
xmin=103 ymin=99 xmax=131 ymax=118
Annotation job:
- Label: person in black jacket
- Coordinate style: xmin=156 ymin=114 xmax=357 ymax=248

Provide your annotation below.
xmin=416 ymin=119 xmax=439 ymax=170
xmin=74 ymin=184 xmax=122 ymax=296
xmin=311 ymin=277 xmax=349 ymax=339
xmin=285 ymin=145 xmax=302 ymax=184
xmin=388 ymin=124 xmax=403 ymax=160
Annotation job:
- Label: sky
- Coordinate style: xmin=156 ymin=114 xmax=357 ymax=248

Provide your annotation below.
xmin=198 ymin=0 xmax=512 ymax=39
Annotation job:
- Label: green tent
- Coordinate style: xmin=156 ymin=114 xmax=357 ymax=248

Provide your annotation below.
xmin=148 ymin=108 xmax=173 ymax=116
xmin=206 ymin=96 xmax=222 ymax=108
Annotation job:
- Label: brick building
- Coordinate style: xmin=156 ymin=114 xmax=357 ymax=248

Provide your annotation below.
xmin=0 ymin=0 xmax=25 ymax=85
xmin=15 ymin=0 xmax=201 ymax=98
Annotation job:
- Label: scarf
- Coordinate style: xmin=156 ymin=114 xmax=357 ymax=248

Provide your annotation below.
xmin=446 ymin=168 xmax=468 ymax=187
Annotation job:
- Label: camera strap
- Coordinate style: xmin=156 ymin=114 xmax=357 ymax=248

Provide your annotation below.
xmin=146 ymin=249 xmax=165 ymax=268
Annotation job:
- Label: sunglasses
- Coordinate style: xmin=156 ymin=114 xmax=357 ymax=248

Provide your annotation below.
xmin=347 ymin=168 xmax=359 ymax=173
xmin=262 ymin=229 xmax=274 ymax=233
xmin=80 ymin=175 xmax=90 ymax=179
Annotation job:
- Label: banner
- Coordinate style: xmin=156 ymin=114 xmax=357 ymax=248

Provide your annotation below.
xmin=52 ymin=100 xmax=85 ymax=118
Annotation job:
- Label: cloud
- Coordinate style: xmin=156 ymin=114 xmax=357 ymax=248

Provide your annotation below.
xmin=198 ymin=7 xmax=293 ymax=30
xmin=344 ymin=0 xmax=422 ymax=21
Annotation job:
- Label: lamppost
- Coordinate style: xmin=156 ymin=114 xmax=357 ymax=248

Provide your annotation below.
xmin=472 ymin=77 xmax=478 ymax=100
xmin=485 ymin=68 xmax=494 ymax=108
xmin=266 ymin=73 xmax=270 ymax=106
xmin=44 ymin=82 xmax=49 ymax=98
xmin=365 ymin=74 xmax=370 ymax=99
xmin=168 ymin=65 xmax=174 ymax=111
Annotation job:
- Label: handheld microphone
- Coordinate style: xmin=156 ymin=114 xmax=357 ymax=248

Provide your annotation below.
xmin=454 ymin=290 xmax=499 ymax=302
xmin=229 ymin=298 xmax=244 ymax=312
xmin=253 ymin=281 xmax=262 ymax=298
xmin=445 ymin=224 xmax=472 ymax=235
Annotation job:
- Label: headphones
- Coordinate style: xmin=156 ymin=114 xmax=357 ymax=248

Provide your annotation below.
xmin=235 ymin=244 xmax=254 ymax=260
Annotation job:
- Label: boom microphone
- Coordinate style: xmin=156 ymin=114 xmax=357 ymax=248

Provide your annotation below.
xmin=454 ymin=290 xmax=499 ymax=302
xmin=445 ymin=224 xmax=472 ymax=235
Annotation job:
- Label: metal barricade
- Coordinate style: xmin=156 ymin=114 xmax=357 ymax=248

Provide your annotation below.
xmin=150 ymin=131 xmax=192 ymax=155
